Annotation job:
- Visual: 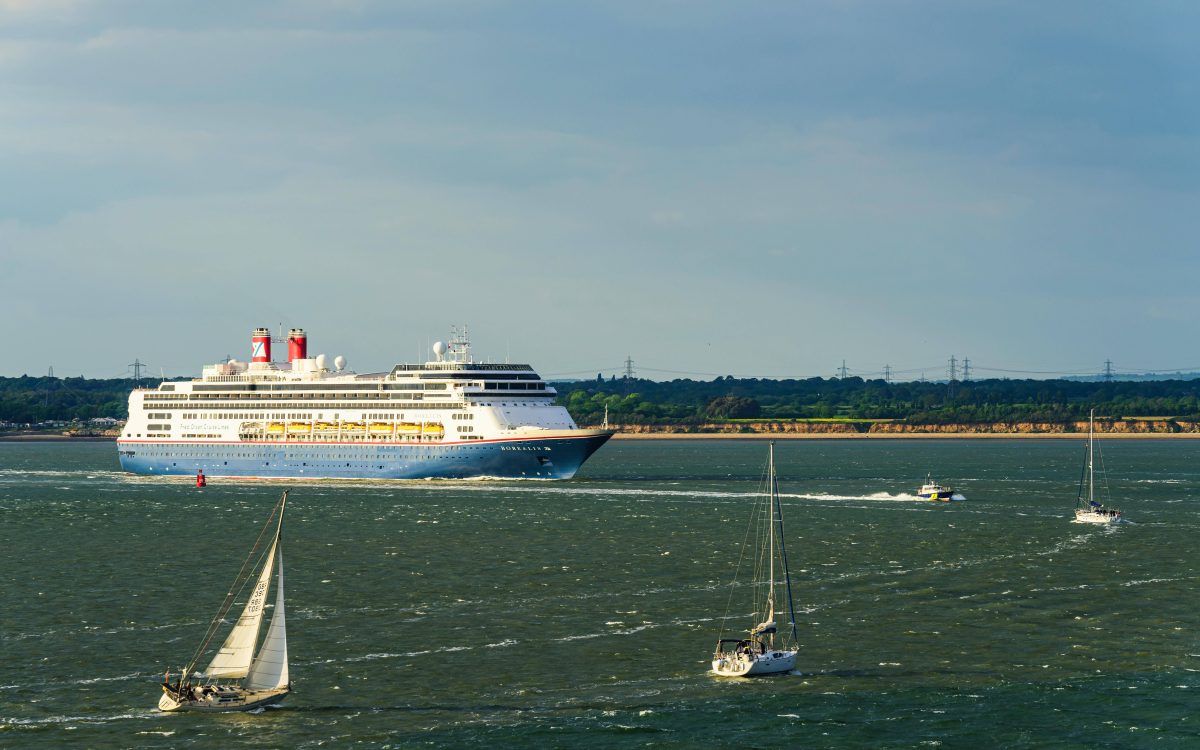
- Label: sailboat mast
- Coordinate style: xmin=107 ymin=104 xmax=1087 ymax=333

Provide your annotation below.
xmin=768 ymin=443 xmax=775 ymax=598
xmin=182 ymin=491 xmax=288 ymax=680
xmin=763 ymin=442 xmax=780 ymax=648
xmin=768 ymin=440 xmax=800 ymax=646
xmin=1088 ymin=410 xmax=1094 ymax=506
xmin=768 ymin=443 xmax=776 ymax=630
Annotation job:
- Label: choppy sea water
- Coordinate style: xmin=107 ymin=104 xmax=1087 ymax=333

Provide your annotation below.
xmin=1 ymin=438 xmax=1198 ymax=748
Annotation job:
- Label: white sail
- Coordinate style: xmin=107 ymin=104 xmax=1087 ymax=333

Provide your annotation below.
xmin=244 ymin=549 xmax=288 ymax=690
xmin=205 ymin=538 xmax=278 ymax=678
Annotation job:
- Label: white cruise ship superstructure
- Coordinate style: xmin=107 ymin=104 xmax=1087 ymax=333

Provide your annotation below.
xmin=118 ymin=327 xmax=612 ymax=480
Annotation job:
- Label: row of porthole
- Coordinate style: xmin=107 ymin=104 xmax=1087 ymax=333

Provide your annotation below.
xmin=141 ymin=444 xmax=522 ymax=466
xmin=142 ymin=444 xmax=503 ymax=458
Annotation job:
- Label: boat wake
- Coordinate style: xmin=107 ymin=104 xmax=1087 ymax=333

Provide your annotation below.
xmin=794 ymin=491 xmax=924 ymax=503
xmin=0 ymin=710 xmax=157 ymax=728
xmin=311 ymin=636 xmax=524 ymax=666
xmin=1121 ymin=577 xmax=1189 ymax=587
xmin=0 ymin=469 xmax=127 ymax=479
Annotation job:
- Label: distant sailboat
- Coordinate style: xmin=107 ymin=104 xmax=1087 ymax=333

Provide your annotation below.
xmin=1073 ymin=411 xmax=1122 ymax=525
xmin=712 ymin=442 xmax=799 ymax=677
xmin=158 ymin=491 xmax=292 ymax=712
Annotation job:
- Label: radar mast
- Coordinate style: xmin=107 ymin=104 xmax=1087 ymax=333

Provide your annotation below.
xmin=447 ymin=325 xmax=472 ymax=364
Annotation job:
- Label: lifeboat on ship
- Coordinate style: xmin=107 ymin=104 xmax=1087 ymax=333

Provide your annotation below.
xmin=342 ymin=422 xmax=366 ymax=433
xmin=266 ymin=423 xmax=285 ymax=435
xmin=287 ymin=422 xmax=311 ymax=434
xmin=314 ymin=421 xmax=337 ymax=432
xmin=369 ymin=422 xmax=393 ymax=434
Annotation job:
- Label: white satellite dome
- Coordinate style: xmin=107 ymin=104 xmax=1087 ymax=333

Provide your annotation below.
xmin=334 ymin=355 xmax=346 ymax=371
xmin=432 ymin=341 xmax=446 ymax=360
xmin=315 ymin=353 xmax=328 ymax=370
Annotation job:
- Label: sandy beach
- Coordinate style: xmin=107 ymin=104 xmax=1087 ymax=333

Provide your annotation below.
xmin=0 ymin=434 xmax=115 ymax=442
xmin=609 ymin=431 xmax=1200 ymax=440
xmin=3 ymin=431 xmax=1197 ymax=443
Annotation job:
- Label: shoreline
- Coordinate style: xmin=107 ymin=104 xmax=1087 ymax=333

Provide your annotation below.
xmin=4 ymin=431 xmax=1199 ymax=443
xmin=608 ymin=432 xmax=1200 ymax=440
xmin=0 ymin=434 xmax=116 ymax=442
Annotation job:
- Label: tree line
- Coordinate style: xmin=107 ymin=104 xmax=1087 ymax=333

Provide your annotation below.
xmin=3 ymin=374 xmax=1200 ymax=427
xmin=0 ymin=376 xmax=137 ymax=424
xmin=554 ymin=375 xmax=1200 ymax=426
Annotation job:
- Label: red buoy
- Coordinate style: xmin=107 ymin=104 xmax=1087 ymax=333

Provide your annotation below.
xmin=196 ymin=470 xmax=207 ymax=488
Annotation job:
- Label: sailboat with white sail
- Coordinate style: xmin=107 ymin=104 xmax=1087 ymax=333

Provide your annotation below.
xmin=158 ymin=491 xmax=292 ymax=712
xmin=1074 ymin=411 xmax=1122 ymax=525
xmin=712 ymin=442 xmax=799 ymax=677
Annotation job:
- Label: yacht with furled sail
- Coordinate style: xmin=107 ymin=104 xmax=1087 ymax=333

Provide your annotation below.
xmin=158 ymin=492 xmax=291 ymax=712
xmin=118 ymin=326 xmax=612 ymax=480
xmin=712 ymin=442 xmax=799 ymax=677
xmin=1074 ymin=410 xmax=1122 ymax=524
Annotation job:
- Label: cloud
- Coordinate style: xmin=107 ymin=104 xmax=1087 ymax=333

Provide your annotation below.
xmin=0 ymin=0 xmax=89 ymax=17
xmin=0 ymin=1 xmax=1196 ymax=377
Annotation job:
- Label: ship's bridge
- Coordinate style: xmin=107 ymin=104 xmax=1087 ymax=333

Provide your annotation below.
xmin=387 ymin=363 xmax=536 ymax=375
xmin=387 ymin=363 xmax=555 ymax=399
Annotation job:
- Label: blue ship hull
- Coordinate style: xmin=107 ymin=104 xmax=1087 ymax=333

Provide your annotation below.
xmin=117 ymin=432 xmax=612 ymax=480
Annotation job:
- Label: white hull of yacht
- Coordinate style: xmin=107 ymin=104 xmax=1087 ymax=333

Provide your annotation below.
xmin=158 ymin=685 xmax=290 ymax=713
xmin=1074 ymin=509 xmax=1121 ymax=525
xmin=712 ymin=649 xmax=797 ymax=677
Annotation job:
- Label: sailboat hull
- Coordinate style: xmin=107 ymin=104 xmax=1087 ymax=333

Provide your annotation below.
xmin=712 ymin=649 xmax=797 ymax=677
xmin=158 ymin=684 xmax=290 ymax=712
xmin=1073 ymin=509 xmax=1121 ymax=525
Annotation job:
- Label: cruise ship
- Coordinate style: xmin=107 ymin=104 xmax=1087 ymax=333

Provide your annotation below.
xmin=118 ymin=327 xmax=612 ymax=480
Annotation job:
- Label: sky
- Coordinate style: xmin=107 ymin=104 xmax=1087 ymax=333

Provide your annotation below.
xmin=1 ymin=0 xmax=1196 ymax=381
